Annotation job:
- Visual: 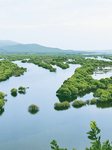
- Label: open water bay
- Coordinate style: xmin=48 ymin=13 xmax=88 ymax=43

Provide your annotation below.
xmin=0 ymin=61 xmax=112 ymax=150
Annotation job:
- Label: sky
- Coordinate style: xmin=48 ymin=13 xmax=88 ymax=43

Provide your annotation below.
xmin=0 ymin=0 xmax=112 ymax=50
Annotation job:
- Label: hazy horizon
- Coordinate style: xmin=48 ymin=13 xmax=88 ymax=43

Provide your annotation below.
xmin=0 ymin=0 xmax=112 ymax=51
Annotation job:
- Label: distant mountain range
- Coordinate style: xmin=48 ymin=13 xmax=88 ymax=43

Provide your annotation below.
xmin=0 ymin=40 xmax=111 ymax=54
xmin=0 ymin=40 xmax=20 ymax=48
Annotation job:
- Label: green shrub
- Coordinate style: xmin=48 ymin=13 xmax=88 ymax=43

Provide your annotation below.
xmin=56 ymin=87 xmax=71 ymax=97
xmin=90 ymin=98 xmax=97 ymax=105
xmin=18 ymin=86 xmax=26 ymax=91
xmin=72 ymin=100 xmax=85 ymax=108
xmin=54 ymin=101 xmax=70 ymax=110
xmin=11 ymin=88 xmax=17 ymax=97
xmin=50 ymin=68 xmax=56 ymax=72
xmin=11 ymin=88 xmax=17 ymax=94
xmin=21 ymin=59 xmax=28 ymax=63
xmin=0 ymin=99 xmax=5 ymax=108
xmin=0 ymin=108 xmax=4 ymax=116
xmin=18 ymin=86 xmax=26 ymax=94
xmin=28 ymin=104 xmax=39 ymax=114
xmin=0 ymin=92 xmax=7 ymax=99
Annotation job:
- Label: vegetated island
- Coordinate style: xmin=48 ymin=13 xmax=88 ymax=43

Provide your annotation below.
xmin=11 ymin=86 xmax=27 ymax=97
xmin=56 ymin=56 xmax=112 ymax=109
xmin=0 ymin=92 xmax=7 ymax=115
xmin=1 ymin=54 xmax=71 ymax=72
xmin=1 ymin=54 xmax=112 ymax=110
xmin=0 ymin=59 xmax=27 ymax=82
xmin=11 ymin=88 xmax=18 ymax=97
xmin=28 ymin=104 xmax=39 ymax=114
xmin=18 ymin=86 xmax=26 ymax=94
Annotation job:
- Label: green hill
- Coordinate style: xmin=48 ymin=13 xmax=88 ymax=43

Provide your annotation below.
xmin=0 ymin=40 xmax=103 ymax=54
xmin=0 ymin=40 xmax=19 ymax=48
xmin=0 ymin=43 xmax=92 ymax=54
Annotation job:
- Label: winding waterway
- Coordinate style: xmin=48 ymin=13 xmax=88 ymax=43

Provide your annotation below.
xmin=0 ymin=60 xmax=112 ymax=150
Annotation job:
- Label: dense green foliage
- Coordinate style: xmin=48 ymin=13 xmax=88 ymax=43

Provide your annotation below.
xmin=54 ymin=101 xmax=70 ymax=110
xmin=0 ymin=59 xmax=26 ymax=82
xmin=93 ymin=83 xmax=112 ymax=102
xmin=21 ymin=59 xmax=28 ymax=63
xmin=27 ymin=55 xmax=70 ymax=71
xmin=56 ymin=62 xmax=69 ymax=69
xmin=56 ymin=57 xmax=112 ymax=104
xmin=0 ymin=92 xmax=7 ymax=108
xmin=0 ymin=54 xmax=76 ymax=71
xmin=51 ymin=121 xmax=112 ymax=150
xmin=0 ymin=99 xmax=5 ymax=108
xmin=90 ymin=98 xmax=97 ymax=105
xmin=28 ymin=59 xmax=56 ymax=72
xmin=0 ymin=92 xmax=7 ymax=99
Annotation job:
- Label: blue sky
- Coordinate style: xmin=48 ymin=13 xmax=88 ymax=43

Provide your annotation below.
xmin=0 ymin=0 xmax=112 ymax=50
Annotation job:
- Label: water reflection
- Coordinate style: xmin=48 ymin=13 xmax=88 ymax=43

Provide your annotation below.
xmin=96 ymin=101 xmax=112 ymax=109
xmin=28 ymin=109 xmax=39 ymax=114
xmin=54 ymin=107 xmax=70 ymax=111
xmin=28 ymin=104 xmax=39 ymax=115
xmin=0 ymin=108 xmax=5 ymax=116
xmin=78 ymin=89 xmax=96 ymax=97
xmin=57 ymin=95 xmax=77 ymax=103
xmin=11 ymin=92 xmax=18 ymax=97
xmin=72 ymin=98 xmax=112 ymax=109
xmin=72 ymin=104 xmax=85 ymax=109
xmin=4 ymin=99 xmax=7 ymax=102
xmin=57 ymin=89 xmax=96 ymax=103
xmin=54 ymin=101 xmax=70 ymax=111
xmin=18 ymin=91 xmax=26 ymax=94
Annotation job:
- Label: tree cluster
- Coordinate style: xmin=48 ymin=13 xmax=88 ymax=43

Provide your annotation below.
xmin=11 ymin=86 xmax=27 ymax=96
xmin=54 ymin=101 xmax=70 ymax=110
xmin=0 ymin=59 xmax=26 ymax=82
xmin=56 ymin=58 xmax=112 ymax=104
xmin=0 ymin=92 xmax=7 ymax=108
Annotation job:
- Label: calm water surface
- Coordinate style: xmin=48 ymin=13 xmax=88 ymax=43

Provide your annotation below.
xmin=0 ymin=61 xmax=112 ymax=150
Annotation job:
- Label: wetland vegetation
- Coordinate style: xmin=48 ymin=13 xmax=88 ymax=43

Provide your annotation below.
xmin=1 ymin=54 xmax=112 ymax=110
xmin=11 ymin=88 xmax=18 ymax=97
xmin=28 ymin=104 xmax=39 ymax=114
xmin=0 ymin=59 xmax=26 ymax=82
xmin=0 ymin=53 xmax=112 ymax=150
xmin=54 ymin=101 xmax=70 ymax=110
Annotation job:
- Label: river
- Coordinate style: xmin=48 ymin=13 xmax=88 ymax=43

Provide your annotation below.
xmin=0 ymin=60 xmax=112 ymax=150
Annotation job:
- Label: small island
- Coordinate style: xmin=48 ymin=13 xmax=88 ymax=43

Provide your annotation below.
xmin=18 ymin=86 xmax=26 ymax=94
xmin=11 ymin=88 xmax=18 ymax=97
xmin=28 ymin=104 xmax=39 ymax=114
xmin=0 ymin=92 xmax=7 ymax=115
xmin=54 ymin=101 xmax=70 ymax=110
